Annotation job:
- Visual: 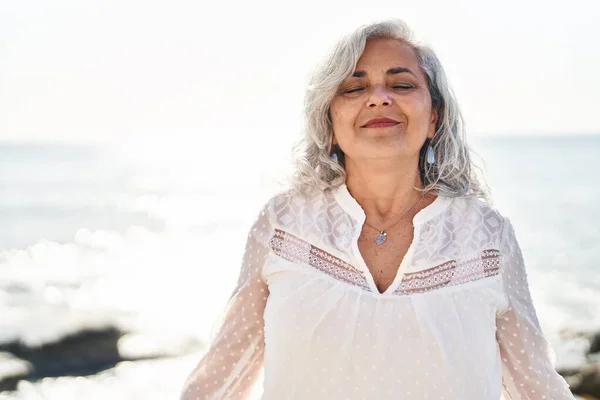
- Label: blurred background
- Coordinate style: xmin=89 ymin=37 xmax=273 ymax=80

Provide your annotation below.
xmin=1 ymin=0 xmax=599 ymax=399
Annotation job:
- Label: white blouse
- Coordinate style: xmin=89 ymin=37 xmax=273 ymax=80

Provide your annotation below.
xmin=181 ymin=184 xmax=574 ymax=400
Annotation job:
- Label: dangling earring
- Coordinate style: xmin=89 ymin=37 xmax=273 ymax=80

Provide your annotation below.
xmin=330 ymin=144 xmax=340 ymax=163
xmin=426 ymin=144 xmax=436 ymax=165
xmin=330 ymin=143 xmax=345 ymax=167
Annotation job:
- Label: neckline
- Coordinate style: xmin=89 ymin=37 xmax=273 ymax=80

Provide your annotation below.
xmin=331 ymin=183 xmax=452 ymax=295
xmin=331 ymin=182 xmax=451 ymax=226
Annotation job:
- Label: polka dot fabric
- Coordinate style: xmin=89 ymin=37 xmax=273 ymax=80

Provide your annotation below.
xmin=496 ymin=218 xmax=573 ymax=399
xmin=181 ymin=205 xmax=271 ymax=399
xmin=181 ymin=185 xmax=574 ymax=400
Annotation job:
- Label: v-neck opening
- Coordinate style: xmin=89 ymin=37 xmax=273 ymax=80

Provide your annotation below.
xmin=331 ymin=183 xmax=452 ymax=295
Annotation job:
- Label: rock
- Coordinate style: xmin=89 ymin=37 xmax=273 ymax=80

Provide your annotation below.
xmin=589 ymin=332 xmax=600 ymax=355
xmin=0 ymin=352 xmax=31 ymax=391
xmin=0 ymin=327 xmax=125 ymax=381
xmin=567 ymin=362 xmax=600 ymax=399
xmin=0 ymin=326 xmax=204 ymax=392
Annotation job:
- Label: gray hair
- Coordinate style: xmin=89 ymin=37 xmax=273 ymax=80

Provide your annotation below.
xmin=291 ymin=19 xmax=489 ymax=200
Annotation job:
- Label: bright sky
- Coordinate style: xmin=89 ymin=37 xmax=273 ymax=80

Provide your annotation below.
xmin=1 ymin=0 xmax=599 ymax=146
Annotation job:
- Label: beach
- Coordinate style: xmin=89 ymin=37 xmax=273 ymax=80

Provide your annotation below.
xmin=0 ymin=135 xmax=598 ymax=398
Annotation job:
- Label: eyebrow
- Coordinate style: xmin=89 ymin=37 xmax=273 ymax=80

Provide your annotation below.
xmin=351 ymin=67 xmax=417 ymax=78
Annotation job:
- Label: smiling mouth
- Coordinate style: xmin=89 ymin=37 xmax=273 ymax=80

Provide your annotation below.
xmin=363 ymin=121 xmax=400 ymax=128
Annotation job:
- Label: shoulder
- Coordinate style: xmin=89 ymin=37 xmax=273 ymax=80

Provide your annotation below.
xmin=449 ymin=194 xmax=507 ymax=224
xmin=260 ymin=186 xmax=328 ymax=223
xmin=267 ymin=189 xmax=328 ymax=210
xmin=443 ymin=194 xmax=511 ymax=246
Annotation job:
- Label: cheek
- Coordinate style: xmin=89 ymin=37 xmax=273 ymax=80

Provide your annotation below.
xmin=330 ymin=101 xmax=356 ymax=128
xmin=330 ymin=106 xmax=343 ymax=126
xmin=330 ymin=107 xmax=341 ymax=124
xmin=404 ymin=94 xmax=432 ymax=123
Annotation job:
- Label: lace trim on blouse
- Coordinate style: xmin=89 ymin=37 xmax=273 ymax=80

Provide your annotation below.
xmin=269 ymin=229 xmax=371 ymax=291
xmin=270 ymin=229 xmax=500 ymax=296
xmin=393 ymin=249 xmax=501 ymax=295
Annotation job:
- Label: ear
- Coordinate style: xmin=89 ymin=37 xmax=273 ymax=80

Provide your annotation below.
xmin=427 ymin=106 xmax=439 ymax=139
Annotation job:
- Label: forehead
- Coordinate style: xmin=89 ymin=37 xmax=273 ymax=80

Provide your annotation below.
xmin=354 ymin=38 xmax=421 ymax=74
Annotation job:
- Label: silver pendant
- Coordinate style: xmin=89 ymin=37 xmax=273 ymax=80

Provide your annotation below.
xmin=375 ymin=231 xmax=387 ymax=245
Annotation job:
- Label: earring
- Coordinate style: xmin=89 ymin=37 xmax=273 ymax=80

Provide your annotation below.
xmin=330 ymin=144 xmax=341 ymax=163
xmin=426 ymin=144 xmax=436 ymax=165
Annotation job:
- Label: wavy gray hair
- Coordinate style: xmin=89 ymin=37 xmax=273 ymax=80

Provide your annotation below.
xmin=291 ymin=19 xmax=489 ymax=200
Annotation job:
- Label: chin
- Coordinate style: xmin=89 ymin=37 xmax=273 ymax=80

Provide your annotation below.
xmin=364 ymin=136 xmax=416 ymax=152
xmin=356 ymin=148 xmax=415 ymax=162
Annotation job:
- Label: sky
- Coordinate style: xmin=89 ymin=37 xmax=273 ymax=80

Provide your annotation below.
xmin=1 ymin=0 xmax=599 ymax=147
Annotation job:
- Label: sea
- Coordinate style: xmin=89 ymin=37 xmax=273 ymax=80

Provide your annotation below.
xmin=0 ymin=135 xmax=598 ymax=399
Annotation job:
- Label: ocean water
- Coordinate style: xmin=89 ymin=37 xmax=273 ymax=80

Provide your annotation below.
xmin=0 ymin=135 xmax=598 ymax=399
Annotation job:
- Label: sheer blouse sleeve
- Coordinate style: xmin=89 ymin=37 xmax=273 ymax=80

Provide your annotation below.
xmin=496 ymin=217 xmax=574 ymax=399
xmin=180 ymin=202 xmax=273 ymax=400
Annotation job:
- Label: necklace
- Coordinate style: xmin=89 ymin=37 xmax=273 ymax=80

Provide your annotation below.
xmin=363 ymin=192 xmax=427 ymax=245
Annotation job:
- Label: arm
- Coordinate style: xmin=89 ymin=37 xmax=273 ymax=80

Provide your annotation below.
xmin=181 ymin=204 xmax=272 ymax=400
xmin=496 ymin=217 xmax=574 ymax=399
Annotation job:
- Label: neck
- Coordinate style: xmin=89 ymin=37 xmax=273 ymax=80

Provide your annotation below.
xmin=344 ymin=156 xmax=428 ymax=224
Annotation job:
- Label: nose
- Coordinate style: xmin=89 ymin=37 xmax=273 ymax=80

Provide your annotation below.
xmin=367 ymin=85 xmax=392 ymax=108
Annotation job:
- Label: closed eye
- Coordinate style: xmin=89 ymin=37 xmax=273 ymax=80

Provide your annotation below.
xmin=344 ymin=87 xmax=365 ymax=94
xmin=342 ymin=83 xmax=414 ymax=95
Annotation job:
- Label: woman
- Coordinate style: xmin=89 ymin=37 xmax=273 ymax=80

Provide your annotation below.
xmin=181 ymin=19 xmax=575 ymax=399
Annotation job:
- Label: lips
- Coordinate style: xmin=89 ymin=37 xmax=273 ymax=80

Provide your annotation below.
xmin=362 ymin=117 xmax=400 ymax=128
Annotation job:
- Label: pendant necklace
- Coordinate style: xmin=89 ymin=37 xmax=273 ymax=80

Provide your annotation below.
xmin=363 ymin=192 xmax=427 ymax=245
